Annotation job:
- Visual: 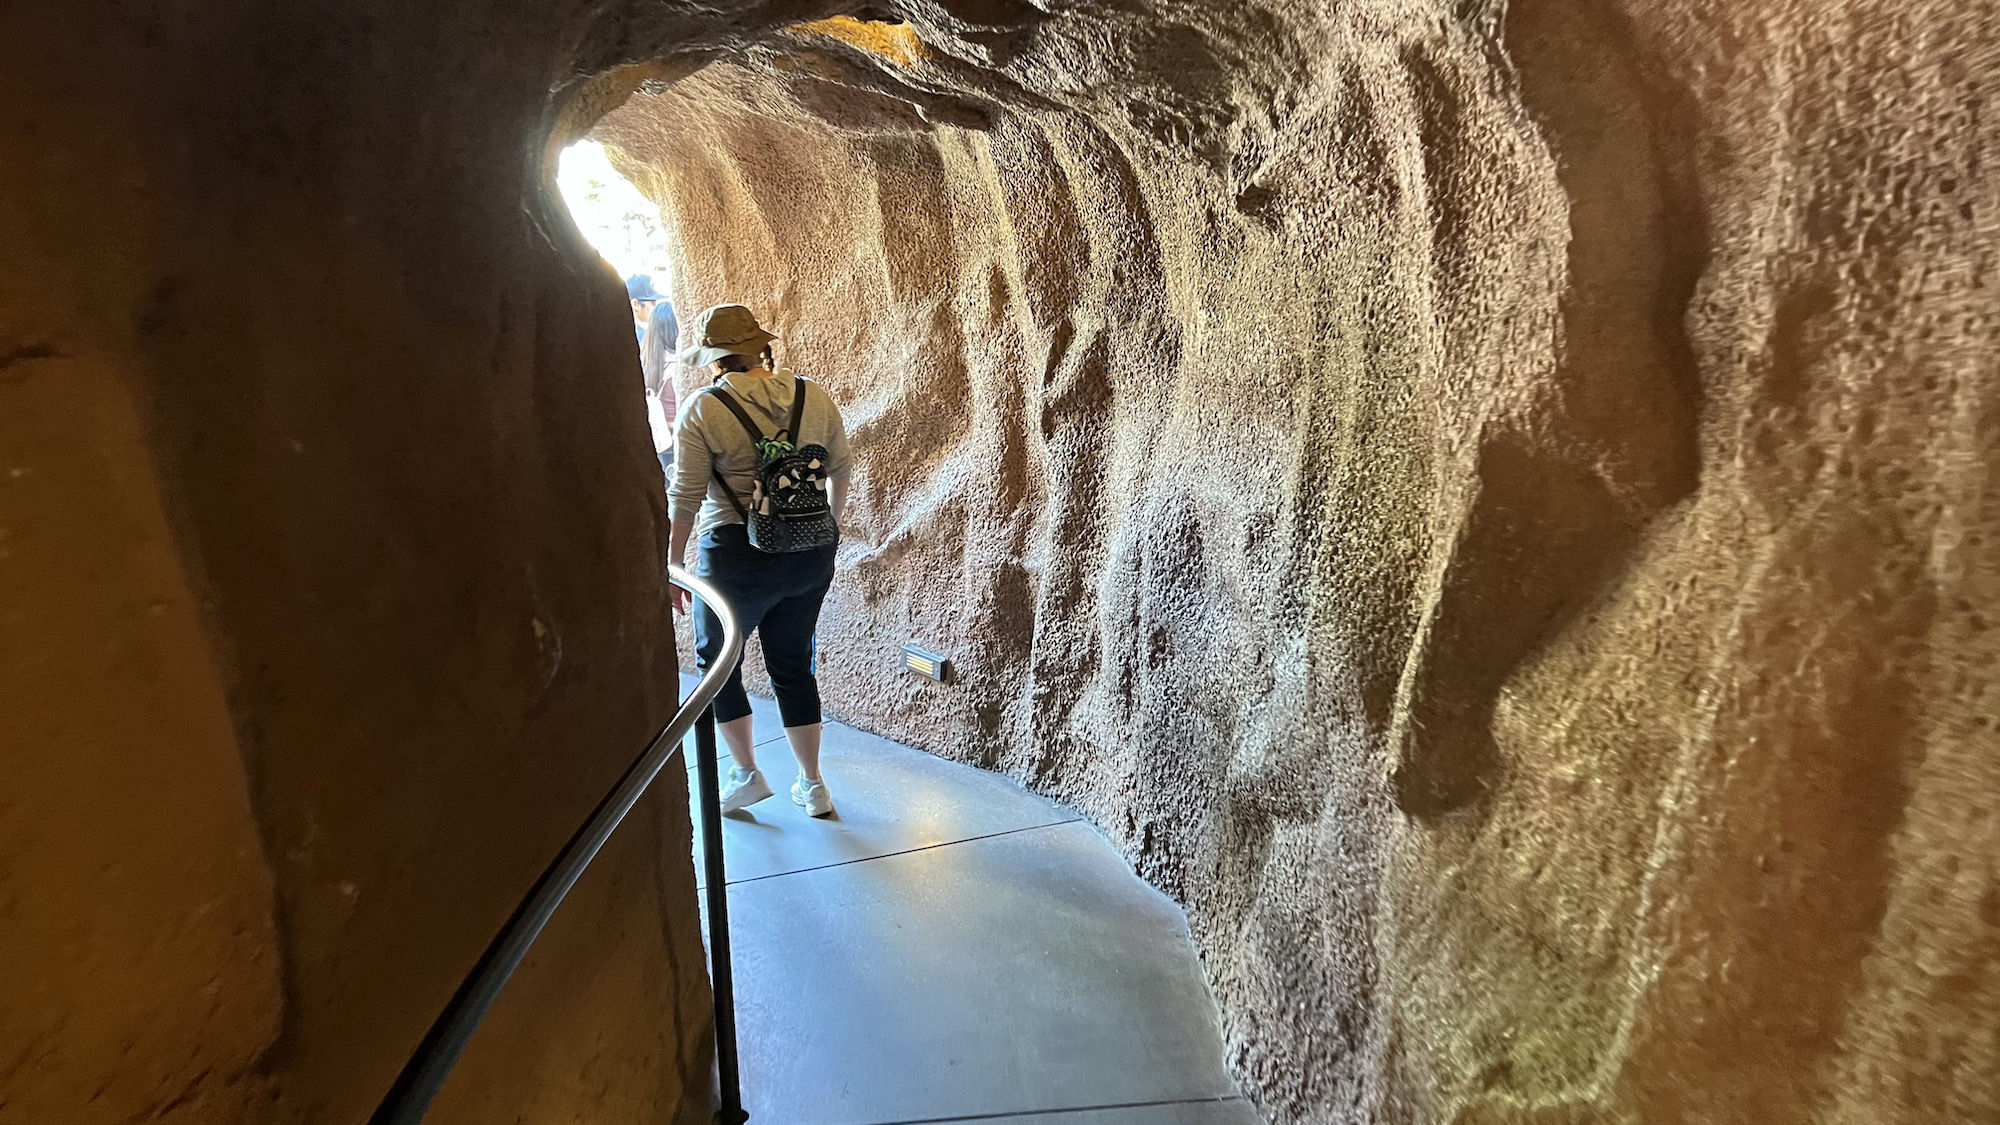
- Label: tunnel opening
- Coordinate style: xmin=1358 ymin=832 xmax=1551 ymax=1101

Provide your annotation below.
xmin=553 ymin=138 xmax=681 ymax=485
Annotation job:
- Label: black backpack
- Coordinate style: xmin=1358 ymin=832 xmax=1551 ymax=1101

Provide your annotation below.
xmin=705 ymin=376 xmax=840 ymax=554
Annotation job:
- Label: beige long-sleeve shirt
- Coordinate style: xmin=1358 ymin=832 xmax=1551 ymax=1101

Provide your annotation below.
xmin=669 ymin=369 xmax=852 ymax=537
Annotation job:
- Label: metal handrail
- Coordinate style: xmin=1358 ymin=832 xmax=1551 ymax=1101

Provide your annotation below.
xmin=370 ymin=564 xmax=745 ymax=1124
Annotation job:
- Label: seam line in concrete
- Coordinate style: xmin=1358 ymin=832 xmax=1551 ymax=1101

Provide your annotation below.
xmin=855 ymin=1093 xmax=1251 ymax=1125
xmin=718 ymin=816 xmax=1085 ymax=888
xmin=682 ymin=732 xmax=788 ymax=770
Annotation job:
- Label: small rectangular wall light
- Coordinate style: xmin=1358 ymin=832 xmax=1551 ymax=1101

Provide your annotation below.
xmin=903 ymin=643 xmax=951 ymax=683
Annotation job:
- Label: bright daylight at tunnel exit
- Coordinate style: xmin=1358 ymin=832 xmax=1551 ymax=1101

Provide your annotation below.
xmin=5 ymin=3 xmax=1998 ymax=1125
xmin=556 ymin=139 xmax=681 ymax=488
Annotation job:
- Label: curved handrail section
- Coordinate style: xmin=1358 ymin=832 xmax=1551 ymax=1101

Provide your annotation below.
xmin=370 ymin=565 xmax=743 ymax=1124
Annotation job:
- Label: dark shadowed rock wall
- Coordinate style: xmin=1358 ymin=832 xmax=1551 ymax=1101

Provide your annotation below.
xmin=1 ymin=4 xmax=719 ymax=1121
xmin=597 ymin=1 xmax=2000 ymax=1121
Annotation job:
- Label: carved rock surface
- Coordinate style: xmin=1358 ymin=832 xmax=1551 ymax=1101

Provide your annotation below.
xmin=603 ymin=1 xmax=2000 ymax=1121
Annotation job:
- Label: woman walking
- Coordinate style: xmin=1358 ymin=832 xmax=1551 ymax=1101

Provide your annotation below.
xmin=668 ymin=304 xmax=851 ymax=816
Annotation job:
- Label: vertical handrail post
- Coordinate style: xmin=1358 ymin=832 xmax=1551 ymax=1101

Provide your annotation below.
xmin=692 ymin=703 xmax=748 ymax=1123
xmin=369 ymin=566 xmax=743 ymax=1125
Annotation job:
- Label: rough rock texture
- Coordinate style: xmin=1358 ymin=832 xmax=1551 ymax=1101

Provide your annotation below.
xmin=598 ymin=1 xmax=2000 ymax=1121
xmin=1 ymin=5 xmax=711 ymax=1122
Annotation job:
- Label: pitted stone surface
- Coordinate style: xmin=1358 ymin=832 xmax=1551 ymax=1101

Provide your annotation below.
xmin=602 ymin=2 xmax=2000 ymax=1121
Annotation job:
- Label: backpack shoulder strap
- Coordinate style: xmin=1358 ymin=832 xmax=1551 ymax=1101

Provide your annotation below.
xmin=711 ymin=469 xmax=748 ymax=517
xmin=705 ymin=386 xmax=766 ymax=447
xmin=782 ymin=375 xmax=809 ymax=444
xmin=692 ymin=386 xmax=760 ymax=517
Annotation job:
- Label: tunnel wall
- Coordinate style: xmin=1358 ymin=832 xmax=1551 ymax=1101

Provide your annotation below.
xmin=1 ymin=5 xmax=709 ymax=1122
xmin=603 ymin=0 xmax=2000 ymax=1120
xmin=5 ymin=0 xmax=1996 ymax=1120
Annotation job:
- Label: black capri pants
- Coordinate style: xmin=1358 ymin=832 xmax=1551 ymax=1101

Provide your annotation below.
xmin=692 ymin=522 xmax=837 ymax=728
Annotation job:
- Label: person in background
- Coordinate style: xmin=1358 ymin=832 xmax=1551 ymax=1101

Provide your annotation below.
xmin=626 ymin=272 xmax=665 ymax=339
xmin=628 ymin=274 xmax=679 ymax=476
xmin=646 ymin=383 xmax=676 ymax=477
xmin=668 ymin=304 xmax=850 ymax=817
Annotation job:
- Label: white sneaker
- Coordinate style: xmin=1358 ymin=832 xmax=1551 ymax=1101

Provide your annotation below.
xmin=791 ymin=774 xmax=834 ymax=817
xmin=720 ymin=766 xmax=773 ymax=813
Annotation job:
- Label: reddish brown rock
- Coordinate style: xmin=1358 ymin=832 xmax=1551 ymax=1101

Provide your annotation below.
xmin=2 ymin=3 xmax=709 ymax=1121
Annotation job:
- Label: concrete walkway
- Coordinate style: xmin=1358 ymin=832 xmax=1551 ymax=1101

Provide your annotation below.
xmin=681 ymin=678 xmax=1259 ymax=1125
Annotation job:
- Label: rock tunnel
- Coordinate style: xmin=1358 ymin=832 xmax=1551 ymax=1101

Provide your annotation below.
xmin=4 ymin=1 xmax=1996 ymax=1122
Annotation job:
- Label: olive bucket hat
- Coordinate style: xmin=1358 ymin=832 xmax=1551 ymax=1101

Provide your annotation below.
xmin=679 ymin=304 xmax=778 ymax=368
